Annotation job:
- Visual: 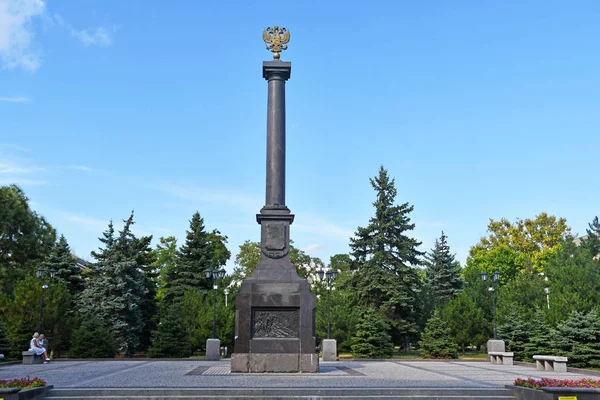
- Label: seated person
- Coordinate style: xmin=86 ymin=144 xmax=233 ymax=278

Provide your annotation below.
xmin=29 ymin=333 xmax=50 ymax=363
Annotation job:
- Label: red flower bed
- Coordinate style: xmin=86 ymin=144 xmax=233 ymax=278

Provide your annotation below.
xmin=0 ymin=377 xmax=46 ymax=389
xmin=515 ymin=377 xmax=600 ymax=390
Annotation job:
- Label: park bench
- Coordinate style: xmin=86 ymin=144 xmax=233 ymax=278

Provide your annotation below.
xmin=533 ymin=355 xmax=568 ymax=372
xmin=488 ymin=351 xmax=514 ymax=365
xmin=22 ymin=351 xmax=43 ymax=365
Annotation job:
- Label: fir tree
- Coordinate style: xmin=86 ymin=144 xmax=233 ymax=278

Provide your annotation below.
xmin=70 ymin=318 xmax=116 ymax=358
xmin=424 ymin=231 xmax=462 ymax=308
xmin=349 ymin=166 xmax=423 ymax=338
xmin=497 ymin=310 xmax=532 ymax=360
xmin=549 ymin=310 xmax=600 ymax=368
xmin=350 ymin=308 xmax=393 ymax=358
xmin=163 ymin=212 xmax=214 ymax=304
xmin=419 ymin=310 xmax=459 ymax=359
xmin=522 ymin=310 xmax=553 ymax=362
xmin=149 ymin=306 xmax=191 ymax=358
xmin=581 ymin=216 xmax=600 ymax=258
xmin=79 ymin=213 xmax=147 ymax=355
xmin=43 ymin=235 xmax=83 ymax=294
xmin=0 ymin=321 xmax=11 ymax=358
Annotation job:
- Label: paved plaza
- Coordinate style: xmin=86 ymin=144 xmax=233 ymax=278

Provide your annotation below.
xmin=0 ymin=360 xmax=598 ymax=389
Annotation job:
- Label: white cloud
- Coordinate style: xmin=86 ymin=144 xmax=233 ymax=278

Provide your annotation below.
xmin=0 ymin=178 xmax=47 ymax=185
xmin=301 ymin=244 xmax=322 ymax=255
xmin=69 ymin=165 xmax=93 ymax=172
xmin=157 ymin=182 xmax=261 ymax=212
xmin=0 ymin=0 xmax=45 ymax=71
xmin=52 ymin=14 xmax=114 ymax=47
xmin=0 ymin=96 xmax=31 ymax=102
xmin=293 ymin=215 xmax=354 ymax=239
xmin=58 ymin=211 xmax=108 ymax=233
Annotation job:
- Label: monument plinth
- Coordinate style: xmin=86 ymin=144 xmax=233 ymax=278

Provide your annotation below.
xmin=231 ymin=27 xmax=318 ymax=373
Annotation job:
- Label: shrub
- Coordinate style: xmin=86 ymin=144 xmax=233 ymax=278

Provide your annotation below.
xmin=149 ymin=306 xmax=191 ymax=358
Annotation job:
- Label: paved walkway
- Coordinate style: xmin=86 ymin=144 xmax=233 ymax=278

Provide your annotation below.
xmin=0 ymin=360 xmax=597 ymax=388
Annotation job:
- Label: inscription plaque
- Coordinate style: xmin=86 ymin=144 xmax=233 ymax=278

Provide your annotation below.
xmin=265 ymin=223 xmax=286 ymax=250
xmin=252 ymin=309 xmax=299 ymax=338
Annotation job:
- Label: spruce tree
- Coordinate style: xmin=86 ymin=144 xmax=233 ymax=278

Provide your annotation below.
xmin=497 ymin=310 xmax=532 ymax=360
xmin=549 ymin=310 xmax=600 ymax=368
xmin=149 ymin=306 xmax=191 ymax=358
xmin=70 ymin=318 xmax=116 ymax=358
xmin=349 ymin=166 xmax=423 ymax=338
xmin=581 ymin=216 xmax=600 ymax=258
xmin=79 ymin=213 xmax=147 ymax=355
xmin=419 ymin=310 xmax=459 ymax=359
xmin=522 ymin=310 xmax=552 ymax=361
xmin=424 ymin=231 xmax=462 ymax=308
xmin=43 ymin=235 xmax=83 ymax=294
xmin=350 ymin=308 xmax=393 ymax=358
xmin=163 ymin=212 xmax=214 ymax=304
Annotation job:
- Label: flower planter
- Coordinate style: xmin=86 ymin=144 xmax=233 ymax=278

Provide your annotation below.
xmin=507 ymin=385 xmax=600 ymax=400
xmin=0 ymin=385 xmax=52 ymax=400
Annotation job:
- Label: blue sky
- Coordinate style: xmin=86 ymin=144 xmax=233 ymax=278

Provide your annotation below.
xmin=1 ymin=0 xmax=599 ymax=270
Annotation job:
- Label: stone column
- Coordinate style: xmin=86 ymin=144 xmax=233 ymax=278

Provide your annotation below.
xmin=264 ymin=61 xmax=290 ymax=207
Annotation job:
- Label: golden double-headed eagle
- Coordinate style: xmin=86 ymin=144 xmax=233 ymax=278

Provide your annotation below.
xmin=263 ymin=26 xmax=290 ymax=60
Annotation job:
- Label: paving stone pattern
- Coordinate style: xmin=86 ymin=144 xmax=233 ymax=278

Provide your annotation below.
xmin=0 ymin=360 xmax=597 ymax=388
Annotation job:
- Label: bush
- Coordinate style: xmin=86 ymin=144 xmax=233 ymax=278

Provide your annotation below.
xmin=549 ymin=310 xmax=600 ymax=368
xmin=70 ymin=318 xmax=116 ymax=358
xmin=350 ymin=308 xmax=393 ymax=359
xmin=419 ymin=310 xmax=458 ymax=359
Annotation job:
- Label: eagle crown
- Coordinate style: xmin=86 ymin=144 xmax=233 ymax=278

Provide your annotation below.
xmin=263 ymin=26 xmax=290 ymax=60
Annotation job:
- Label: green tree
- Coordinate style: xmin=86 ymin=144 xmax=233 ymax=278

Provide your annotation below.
xmin=424 ymin=231 xmax=462 ymax=308
xmin=497 ymin=272 xmax=548 ymax=324
xmin=0 ymin=321 xmax=11 ymax=358
xmin=79 ymin=214 xmax=147 ymax=355
xmin=70 ymin=318 xmax=116 ymax=358
xmin=580 ymin=216 xmax=600 ymax=259
xmin=0 ymin=185 xmax=56 ymax=295
xmin=464 ymin=213 xmax=570 ymax=282
xmin=497 ymin=310 xmax=532 ymax=360
xmin=43 ymin=235 xmax=83 ymax=294
xmin=149 ymin=305 xmax=191 ymax=358
xmin=546 ymin=240 xmax=600 ymax=325
xmin=441 ymin=291 xmax=488 ymax=352
xmin=350 ymin=307 xmax=393 ymax=358
xmin=549 ymin=310 xmax=600 ymax=368
xmin=163 ymin=212 xmax=214 ymax=304
xmin=315 ymin=254 xmax=359 ymax=352
xmin=419 ymin=310 xmax=459 ymax=359
xmin=522 ymin=310 xmax=553 ymax=361
xmin=152 ymin=236 xmax=178 ymax=301
xmin=349 ymin=166 xmax=423 ymax=340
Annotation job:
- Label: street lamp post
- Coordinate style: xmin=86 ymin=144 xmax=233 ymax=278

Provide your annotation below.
xmin=544 ymin=287 xmax=550 ymax=310
xmin=36 ymin=267 xmax=56 ymax=333
xmin=205 ymin=269 xmax=226 ymax=339
xmin=481 ymin=270 xmax=500 ymax=340
xmin=318 ymin=268 xmax=338 ymax=340
xmin=224 ymin=288 xmax=230 ymax=307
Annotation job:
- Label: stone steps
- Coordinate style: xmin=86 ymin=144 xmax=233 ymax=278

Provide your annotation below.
xmin=46 ymin=387 xmax=516 ymax=399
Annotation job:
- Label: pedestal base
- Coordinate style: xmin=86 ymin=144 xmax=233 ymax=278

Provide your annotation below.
xmin=231 ymin=353 xmax=319 ymax=373
xmin=205 ymin=339 xmax=221 ymax=361
xmin=322 ymin=339 xmax=337 ymax=361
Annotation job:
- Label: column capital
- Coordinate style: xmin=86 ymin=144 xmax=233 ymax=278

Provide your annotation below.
xmin=263 ymin=61 xmax=291 ymax=81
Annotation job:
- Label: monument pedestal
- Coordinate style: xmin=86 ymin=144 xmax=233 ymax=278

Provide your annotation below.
xmin=231 ymin=58 xmax=318 ymax=373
